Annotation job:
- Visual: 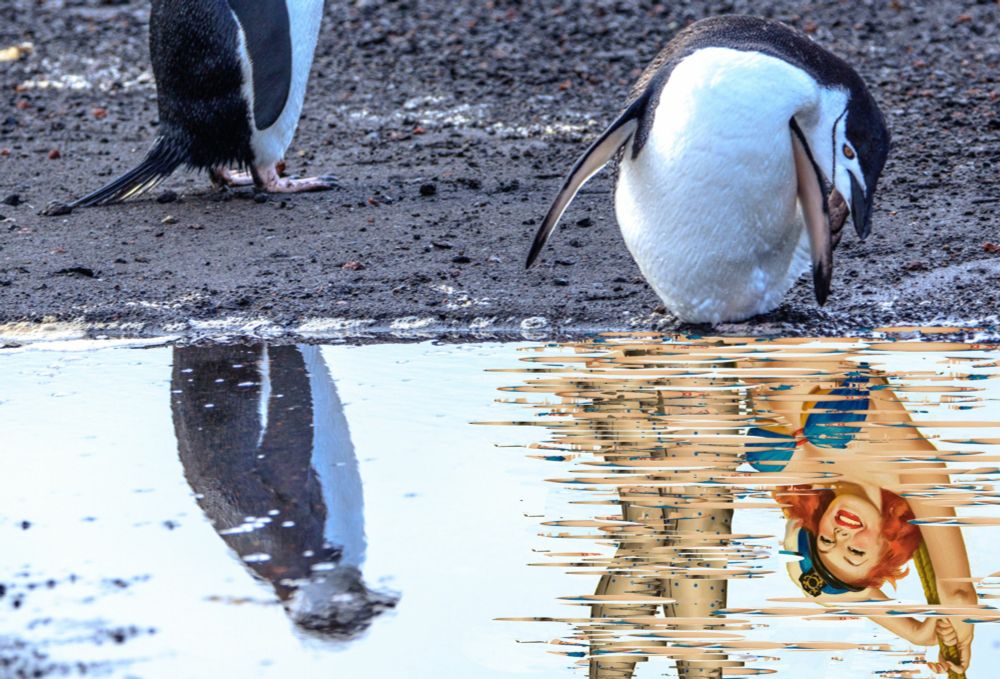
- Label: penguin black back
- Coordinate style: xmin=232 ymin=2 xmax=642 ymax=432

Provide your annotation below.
xmin=62 ymin=0 xmax=259 ymax=209
xmin=150 ymin=0 xmax=253 ymax=170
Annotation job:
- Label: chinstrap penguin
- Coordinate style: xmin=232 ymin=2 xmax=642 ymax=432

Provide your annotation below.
xmin=59 ymin=0 xmax=333 ymax=210
xmin=526 ymin=15 xmax=891 ymax=324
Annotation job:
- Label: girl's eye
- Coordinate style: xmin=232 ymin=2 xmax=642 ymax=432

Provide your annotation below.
xmin=819 ymin=535 xmax=834 ymax=545
xmin=848 ymin=547 xmax=866 ymax=557
xmin=843 ymin=144 xmax=856 ymax=160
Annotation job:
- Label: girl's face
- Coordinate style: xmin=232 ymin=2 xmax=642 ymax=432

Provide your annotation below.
xmin=815 ymin=490 xmax=884 ymax=584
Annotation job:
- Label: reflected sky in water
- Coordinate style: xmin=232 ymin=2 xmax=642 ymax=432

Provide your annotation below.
xmin=0 ymin=335 xmax=998 ymax=678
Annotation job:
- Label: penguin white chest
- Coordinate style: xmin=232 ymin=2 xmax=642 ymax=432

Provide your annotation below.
xmin=615 ymin=48 xmax=819 ymax=323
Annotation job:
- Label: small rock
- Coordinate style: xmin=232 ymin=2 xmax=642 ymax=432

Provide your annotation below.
xmin=419 ymin=183 xmax=437 ymax=197
xmin=161 ymin=215 xmax=177 ymax=225
xmin=553 ymin=278 xmax=570 ymax=286
xmin=342 ymin=260 xmax=365 ymax=271
xmin=576 ymin=217 xmax=593 ymax=228
xmin=156 ymin=190 xmax=178 ymax=204
xmin=254 ymin=193 xmax=269 ymax=204
xmin=2 ymin=194 xmax=21 ymax=207
xmin=452 ymin=255 xmax=471 ymax=264
xmin=431 ymin=241 xmax=453 ymax=250
xmin=55 ymin=266 xmax=96 ymax=278
xmin=47 ymin=148 xmax=61 ymax=160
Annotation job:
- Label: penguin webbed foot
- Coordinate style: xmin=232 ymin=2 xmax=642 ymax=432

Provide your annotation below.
xmin=251 ymin=164 xmax=339 ymax=194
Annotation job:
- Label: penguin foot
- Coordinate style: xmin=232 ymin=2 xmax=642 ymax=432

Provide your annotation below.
xmin=209 ymin=167 xmax=255 ymax=188
xmin=251 ymin=164 xmax=339 ymax=193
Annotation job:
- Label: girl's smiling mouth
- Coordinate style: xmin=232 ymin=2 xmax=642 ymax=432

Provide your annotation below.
xmin=835 ymin=509 xmax=863 ymax=529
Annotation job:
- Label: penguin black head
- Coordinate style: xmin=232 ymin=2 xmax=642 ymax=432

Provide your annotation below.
xmin=795 ymin=55 xmax=890 ymax=244
xmin=841 ymin=87 xmax=891 ymax=240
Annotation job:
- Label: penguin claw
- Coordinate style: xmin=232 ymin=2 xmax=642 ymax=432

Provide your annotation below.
xmin=252 ymin=164 xmax=339 ymax=193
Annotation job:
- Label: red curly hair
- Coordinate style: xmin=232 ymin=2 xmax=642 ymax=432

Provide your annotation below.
xmin=775 ymin=486 xmax=922 ymax=589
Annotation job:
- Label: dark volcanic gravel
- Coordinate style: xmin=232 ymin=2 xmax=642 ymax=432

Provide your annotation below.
xmin=0 ymin=0 xmax=998 ymax=339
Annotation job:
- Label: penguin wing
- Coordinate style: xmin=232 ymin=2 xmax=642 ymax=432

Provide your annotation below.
xmin=227 ymin=0 xmax=292 ymax=130
xmin=525 ymin=99 xmax=643 ymax=268
xmin=791 ymin=121 xmax=833 ymax=306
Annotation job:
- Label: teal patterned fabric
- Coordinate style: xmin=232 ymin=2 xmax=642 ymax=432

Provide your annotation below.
xmin=747 ymin=372 xmax=871 ymax=472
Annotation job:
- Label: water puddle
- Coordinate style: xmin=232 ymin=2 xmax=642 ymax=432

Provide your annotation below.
xmin=1 ymin=334 xmax=998 ymax=677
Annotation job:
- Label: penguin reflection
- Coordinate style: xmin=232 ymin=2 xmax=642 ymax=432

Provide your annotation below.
xmin=171 ymin=344 xmax=396 ymax=639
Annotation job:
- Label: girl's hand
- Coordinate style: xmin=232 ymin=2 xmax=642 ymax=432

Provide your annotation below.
xmin=927 ymin=618 xmax=972 ymax=675
xmin=908 ymin=617 xmax=939 ymax=646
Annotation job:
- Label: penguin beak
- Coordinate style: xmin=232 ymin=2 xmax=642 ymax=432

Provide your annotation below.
xmin=849 ymin=172 xmax=871 ymax=240
xmin=791 ymin=130 xmax=832 ymax=306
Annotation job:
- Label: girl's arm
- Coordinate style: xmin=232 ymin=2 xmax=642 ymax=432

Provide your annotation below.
xmin=870 ymin=387 xmax=976 ymax=674
xmin=868 ymin=388 xmax=976 ymax=606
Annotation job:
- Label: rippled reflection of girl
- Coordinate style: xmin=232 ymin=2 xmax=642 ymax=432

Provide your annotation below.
xmin=748 ymin=367 xmax=976 ymax=674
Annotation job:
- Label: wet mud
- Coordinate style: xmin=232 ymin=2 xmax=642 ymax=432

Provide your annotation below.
xmin=0 ymin=1 xmax=998 ymax=339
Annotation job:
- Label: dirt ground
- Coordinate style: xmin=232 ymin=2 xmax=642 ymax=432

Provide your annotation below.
xmin=1 ymin=0 xmax=998 ymax=340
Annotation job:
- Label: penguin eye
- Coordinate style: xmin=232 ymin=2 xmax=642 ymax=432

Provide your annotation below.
xmin=843 ymin=144 xmax=856 ymax=160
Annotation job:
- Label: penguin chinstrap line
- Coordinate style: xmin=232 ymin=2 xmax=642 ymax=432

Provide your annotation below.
xmin=527 ymin=15 xmax=890 ymax=324
xmin=64 ymin=0 xmax=333 ymax=209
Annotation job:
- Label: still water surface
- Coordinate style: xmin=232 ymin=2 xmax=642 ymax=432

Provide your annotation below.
xmin=1 ymin=335 xmax=998 ymax=678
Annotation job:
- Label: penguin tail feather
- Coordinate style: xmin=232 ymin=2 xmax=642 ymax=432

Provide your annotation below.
xmin=70 ymin=136 xmax=187 ymax=208
xmin=525 ymin=100 xmax=643 ymax=268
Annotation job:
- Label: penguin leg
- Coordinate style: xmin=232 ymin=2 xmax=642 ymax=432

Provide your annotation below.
xmin=210 ymin=167 xmax=255 ymax=188
xmin=251 ymin=163 xmax=338 ymax=193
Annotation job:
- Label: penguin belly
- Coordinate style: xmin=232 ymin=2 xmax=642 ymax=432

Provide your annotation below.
xmin=237 ymin=0 xmax=325 ymax=167
xmin=615 ymin=48 xmax=817 ymax=323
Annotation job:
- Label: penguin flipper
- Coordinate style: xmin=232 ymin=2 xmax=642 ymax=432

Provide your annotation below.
xmin=226 ymin=0 xmax=292 ymax=131
xmin=791 ymin=124 xmax=833 ymax=306
xmin=70 ymin=137 xmax=186 ymax=208
xmin=525 ymin=102 xmax=642 ymax=268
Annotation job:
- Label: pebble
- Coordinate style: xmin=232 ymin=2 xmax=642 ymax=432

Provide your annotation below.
xmin=2 ymin=194 xmax=21 ymax=207
xmin=156 ymin=190 xmax=178 ymax=204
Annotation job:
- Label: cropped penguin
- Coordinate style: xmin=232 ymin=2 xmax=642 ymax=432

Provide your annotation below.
xmin=66 ymin=0 xmax=333 ymax=208
xmin=527 ymin=16 xmax=890 ymax=323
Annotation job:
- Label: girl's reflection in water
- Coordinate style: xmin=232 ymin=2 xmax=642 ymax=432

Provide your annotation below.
xmin=509 ymin=339 xmax=988 ymax=679
xmin=750 ymin=362 xmax=974 ymax=674
xmin=171 ymin=345 xmax=396 ymax=639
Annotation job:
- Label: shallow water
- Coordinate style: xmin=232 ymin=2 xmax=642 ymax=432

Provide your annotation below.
xmin=1 ymin=336 xmax=999 ymax=678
